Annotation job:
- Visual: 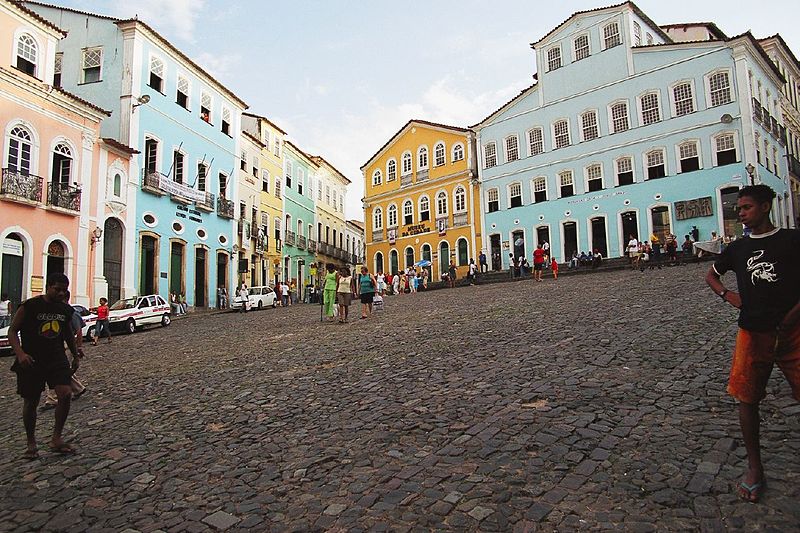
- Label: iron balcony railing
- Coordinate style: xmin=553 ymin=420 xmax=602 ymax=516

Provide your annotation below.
xmin=47 ymin=182 xmax=81 ymax=212
xmin=400 ymin=174 xmax=413 ymax=188
xmin=217 ymin=197 xmax=234 ymax=219
xmin=752 ymin=98 xmax=762 ymax=122
xmin=307 ymin=239 xmax=317 ymax=253
xmin=1 ymin=168 xmax=43 ymax=203
xmin=453 ymin=212 xmax=468 ymax=227
xmin=788 ymin=154 xmax=800 ymax=177
xmin=197 ymin=191 xmax=215 ymax=211
xmin=251 ymin=220 xmax=260 ymax=239
xmin=416 ymin=169 xmax=429 ymax=182
xmin=319 ymin=242 xmax=331 ymax=255
xmin=285 ymin=230 xmax=296 ymax=246
xmin=141 ymin=169 xmax=163 ymax=192
xmin=371 ymin=229 xmax=384 ymax=242
xmin=297 ymin=235 xmax=307 ymax=250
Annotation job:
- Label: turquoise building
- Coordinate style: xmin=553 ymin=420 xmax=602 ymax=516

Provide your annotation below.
xmin=474 ymin=2 xmax=792 ymax=268
xmin=282 ymin=141 xmax=317 ymax=296
xmin=28 ymin=3 xmax=247 ymax=308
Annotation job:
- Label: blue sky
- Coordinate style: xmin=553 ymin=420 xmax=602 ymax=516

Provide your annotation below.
xmin=52 ymin=1 xmax=800 ymax=220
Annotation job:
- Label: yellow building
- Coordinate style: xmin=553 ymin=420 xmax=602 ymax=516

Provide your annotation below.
xmin=242 ymin=112 xmax=286 ymax=286
xmin=362 ymin=120 xmax=480 ymax=281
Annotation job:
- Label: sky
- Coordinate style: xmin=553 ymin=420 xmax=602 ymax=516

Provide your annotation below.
xmin=52 ymin=0 xmax=800 ymax=221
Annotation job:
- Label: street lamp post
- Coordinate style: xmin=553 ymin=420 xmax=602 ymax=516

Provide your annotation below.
xmin=745 ymin=163 xmax=756 ymax=185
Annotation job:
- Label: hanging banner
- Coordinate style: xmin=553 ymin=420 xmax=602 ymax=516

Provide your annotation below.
xmin=158 ymin=175 xmax=206 ymax=202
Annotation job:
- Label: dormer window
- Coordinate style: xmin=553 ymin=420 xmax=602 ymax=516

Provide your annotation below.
xmin=81 ymin=47 xmax=102 ymax=83
xmin=53 ymin=52 xmax=62 ymax=88
xmin=149 ymin=56 xmax=164 ymax=92
xmin=603 ymin=22 xmax=621 ymax=49
xmin=221 ymin=108 xmax=231 ymax=135
xmin=547 ymin=46 xmax=562 ymax=71
xmin=16 ymin=34 xmax=37 ymax=77
xmin=573 ymin=35 xmax=589 ymax=61
xmin=176 ymin=76 xmax=189 ymax=109
xmin=200 ymin=93 xmax=212 ymax=123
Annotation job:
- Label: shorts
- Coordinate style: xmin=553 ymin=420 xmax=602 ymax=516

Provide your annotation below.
xmin=12 ymin=356 xmax=72 ymax=400
xmin=336 ymin=292 xmax=352 ymax=306
xmin=534 ymin=263 xmax=543 ymax=271
xmin=360 ymin=292 xmax=374 ymax=304
xmin=728 ymin=327 xmax=800 ymax=404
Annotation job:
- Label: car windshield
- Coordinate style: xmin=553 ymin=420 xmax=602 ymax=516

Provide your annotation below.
xmin=110 ymin=298 xmax=137 ymax=310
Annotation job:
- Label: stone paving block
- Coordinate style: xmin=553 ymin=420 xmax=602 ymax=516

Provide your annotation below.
xmin=201 ymin=511 xmax=239 ymax=530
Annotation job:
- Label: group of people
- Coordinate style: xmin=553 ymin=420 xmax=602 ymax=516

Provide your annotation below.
xmin=322 ymin=264 xmax=378 ymax=322
xmin=568 ymin=250 xmax=603 ymax=269
xmin=170 ymin=292 xmax=188 ymax=315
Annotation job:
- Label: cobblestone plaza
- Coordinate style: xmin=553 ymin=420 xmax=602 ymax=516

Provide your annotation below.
xmin=0 ymin=264 xmax=798 ymax=531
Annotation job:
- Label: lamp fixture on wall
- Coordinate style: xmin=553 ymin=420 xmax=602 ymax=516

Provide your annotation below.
xmin=745 ymin=163 xmax=756 ymax=185
xmin=131 ymin=94 xmax=151 ymax=113
xmin=89 ymin=226 xmax=103 ymax=249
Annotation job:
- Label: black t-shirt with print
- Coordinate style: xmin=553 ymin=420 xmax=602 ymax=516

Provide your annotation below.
xmin=18 ymin=296 xmax=72 ymax=362
xmin=713 ymin=228 xmax=800 ymax=331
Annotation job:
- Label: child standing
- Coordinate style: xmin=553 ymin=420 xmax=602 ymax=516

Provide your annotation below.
xmin=551 ymin=257 xmax=559 ymax=280
xmin=93 ymin=297 xmax=111 ymax=345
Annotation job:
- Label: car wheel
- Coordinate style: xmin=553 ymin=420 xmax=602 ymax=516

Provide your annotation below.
xmin=125 ymin=318 xmax=136 ymax=335
xmin=272 ymin=299 xmax=277 ymax=308
xmin=257 ymin=300 xmax=263 ymax=310
xmin=86 ymin=326 xmax=96 ymax=340
xmin=161 ymin=314 xmax=171 ymax=327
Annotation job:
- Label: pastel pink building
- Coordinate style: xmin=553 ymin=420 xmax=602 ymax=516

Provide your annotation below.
xmin=0 ymin=0 xmax=132 ymax=308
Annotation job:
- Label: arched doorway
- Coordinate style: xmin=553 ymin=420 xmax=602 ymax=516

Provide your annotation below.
xmin=389 ymin=249 xmax=399 ymax=275
xmin=169 ymin=241 xmax=185 ymax=298
xmin=490 ymin=234 xmax=501 ymax=270
xmin=46 ymin=240 xmax=66 ymax=277
xmin=216 ymin=251 xmax=228 ymax=309
xmin=103 ymin=219 xmax=123 ymax=304
xmin=140 ymin=234 xmax=158 ymax=295
xmin=439 ymin=241 xmax=450 ymax=280
xmin=375 ymin=251 xmax=384 ymax=274
xmin=404 ymin=247 xmax=415 ymax=269
xmin=195 ymin=247 xmax=207 ymax=308
xmin=562 ymin=222 xmax=578 ymax=262
xmin=420 ymin=244 xmax=432 ymax=279
xmin=620 ymin=211 xmax=639 ymax=254
xmin=457 ymin=238 xmax=469 ymax=266
xmin=590 ymin=217 xmax=608 ymax=257
xmin=1 ymin=233 xmax=25 ymax=307
xmin=512 ymin=230 xmax=525 ymax=262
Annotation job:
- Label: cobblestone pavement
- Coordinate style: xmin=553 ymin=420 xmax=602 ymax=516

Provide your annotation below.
xmin=1 ymin=263 xmax=798 ymax=532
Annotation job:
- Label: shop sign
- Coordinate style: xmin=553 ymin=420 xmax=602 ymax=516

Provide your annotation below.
xmin=30 ymin=275 xmax=44 ymax=293
xmin=2 ymin=238 xmax=23 ymax=256
xmin=675 ymin=196 xmax=713 ymax=220
xmin=402 ymin=223 xmax=429 ymax=237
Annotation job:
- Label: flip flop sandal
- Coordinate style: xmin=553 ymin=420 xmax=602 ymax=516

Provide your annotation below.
xmin=739 ymin=479 xmax=766 ymax=503
xmin=49 ymin=443 xmax=77 ymax=455
xmin=22 ymin=449 xmax=39 ymax=461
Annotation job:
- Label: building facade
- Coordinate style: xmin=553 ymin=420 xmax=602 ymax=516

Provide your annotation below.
xmin=242 ymin=112 xmax=286 ymax=286
xmin=311 ymin=155 xmax=351 ymax=273
xmin=475 ymin=2 xmax=790 ymax=268
xmin=236 ymin=129 xmax=263 ymax=288
xmin=345 ymin=219 xmax=365 ymax=268
xmin=363 ymin=120 xmax=480 ymax=280
xmin=758 ymin=35 xmax=800 ymax=228
xmin=0 ymin=0 xmax=117 ymax=309
xmin=27 ymin=3 xmax=248 ymax=309
xmin=282 ymin=141 xmax=317 ymax=295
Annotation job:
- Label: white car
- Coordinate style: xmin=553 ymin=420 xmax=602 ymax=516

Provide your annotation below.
xmin=0 ymin=305 xmax=94 ymax=354
xmin=0 ymin=324 xmax=12 ymax=355
xmin=109 ymin=294 xmax=171 ymax=334
xmin=230 ymin=286 xmax=277 ymax=310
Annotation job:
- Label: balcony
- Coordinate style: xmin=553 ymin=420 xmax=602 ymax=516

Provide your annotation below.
xmin=217 ymin=197 xmax=234 ymax=219
xmin=251 ymin=220 xmax=260 ymax=239
xmin=307 ymin=239 xmax=317 ymax=253
xmin=752 ymin=98 xmax=762 ymax=122
xmin=371 ymin=229 xmax=384 ymax=242
xmin=789 ymin=154 xmax=800 ymax=177
xmin=297 ymin=235 xmax=307 ymax=250
xmin=400 ymin=174 xmax=413 ymax=188
xmin=142 ymin=170 xmax=206 ymax=205
xmin=771 ymin=117 xmax=780 ymax=137
xmin=196 ymin=191 xmax=215 ymax=212
xmin=1 ymin=169 xmax=43 ymax=204
xmin=319 ymin=242 xmax=331 ymax=255
xmin=255 ymin=234 xmax=266 ymax=254
xmin=238 ymin=219 xmax=250 ymax=239
xmin=416 ymin=169 xmax=429 ymax=182
xmin=47 ymin=182 xmax=81 ymax=212
xmin=453 ymin=212 xmax=468 ymax=227
xmin=285 ymin=230 xmax=296 ymax=246
xmin=436 ymin=216 xmax=448 ymax=233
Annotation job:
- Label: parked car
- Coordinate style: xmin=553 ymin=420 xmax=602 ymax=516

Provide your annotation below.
xmin=0 ymin=304 xmax=95 ymax=354
xmin=230 ymin=286 xmax=277 ymax=310
xmin=109 ymin=295 xmax=171 ymax=334
xmin=0 ymin=324 xmax=12 ymax=356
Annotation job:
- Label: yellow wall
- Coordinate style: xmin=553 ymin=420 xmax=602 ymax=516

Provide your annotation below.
xmin=258 ymin=122 xmax=285 ymax=284
xmin=363 ymin=123 xmax=482 ymax=280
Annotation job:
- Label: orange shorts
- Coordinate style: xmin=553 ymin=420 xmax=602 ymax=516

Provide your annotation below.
xmin=728 ymin=326 xmax=800 ymax=404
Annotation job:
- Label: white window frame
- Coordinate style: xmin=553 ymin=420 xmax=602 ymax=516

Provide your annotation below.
xmin=436 ymin=191 xmax=448 ymax=217
xmin=711 ymin=131 xmax=739 ymax=166
xmin=417 ymin=145 xmax=429 ymax=170
xmin=531 ymin=176 xmax=548 ymax=203
xmin=638 ymin=91 xmax=662 ymax=126
xmin=401 ymin=151 xmax=413 ymax=175
xmin=402 ymin=199 xmax=414 ymax=225
xmin=580 ymin=110 xmax=599 ymax=142
xmin=585 ymin=163 xmax=604 ymax=192
xmin=547 ymin=45 xmax=562 ymax=72
xmin=5 ymin=123 xmax=37 ymax=175
xmin=552 ymin=119 xmax=571 ymax=149
xmin=644 ymin=148 xmax=667 ymax=179
xmin=387 ymin=204 xmax=398 ymax=228
xmin=434 ymin=142 xmax=446 ymax=167
xmin=527 ymin=127 xmax=544 ymax=156
xmin=669 ymin=80 xmax=695 ymax=118
xmin=200 ymin=91 xmax=213 ymax=123
xmin=451 ymin=143 xmax=464 ymax=162
xmin=608 ymin=100 xmax=630 ymax=134
xmin=80 ymin=46 xmax=103 ymax=83
xmin=705 ymin=69 xmax=735 ymax=108
xmin=603 ymin=22 xmax=622 ymax=49
xmin=373 ymin=207 xmax=383 ymax=230
xmin=261 ymin=169 xmax=270 ymax=193
xmin=558 ymin=170 xmax=575 ymax=198
xmin=484 ymin=142 xmax=497 ymax=168
xmin=15 ymin=32 xmax=39 ymax=77
xmin=221 ymin=107 xmax=232 ymax=135
xmin=633 ymin=22 xmax=642 ymax=46
xmin=419 ymin=195 xmax=431 ymax=220
xmin=573 ymin=34 xmax=590 ymax=61
xmin=508 ymin=182 xmax=523 ymax=208
xmin=614 ymin=155 xmax=635 ymax=186
xmin=505 ymin=135 xmax=519 ymax=162
xmin=675 ymin=140 xmax=702 ymax=173
xmin=148 ymin=54 xmax=165 ymax=93
xmin=387 ymin=158 xmax=397 ymax=181
xmin=372 ymin=169 xmax=382 ymax=186
xmin=453 ymin=186 xmax=467 ymax=213
xmin=486 ymin=187 xmax=499 ymax=212
xmin=176 ymin=73 xmax=191 ymax=109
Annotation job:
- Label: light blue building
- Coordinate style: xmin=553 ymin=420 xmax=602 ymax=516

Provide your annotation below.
xmin=474 ymin=2 xmax=792 ymax=269
xmin=282 ymin=141 xmax=317 ymax=296
xmin=27 ymin=2 xmax=247 ymax=308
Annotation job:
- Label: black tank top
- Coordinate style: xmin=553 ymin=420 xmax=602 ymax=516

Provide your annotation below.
xmin=20 ymin=296 xmax=72 ymax=361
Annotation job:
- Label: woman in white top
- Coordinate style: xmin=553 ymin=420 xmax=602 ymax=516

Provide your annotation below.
xmin=375 ymin=272 xmax=386 ymax=295
xmin=0 ymin=293 xmax=11 ymax=327
xmin=335 ymin=267 xmax=355 ymax=323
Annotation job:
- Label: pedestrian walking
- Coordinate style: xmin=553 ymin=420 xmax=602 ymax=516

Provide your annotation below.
xmin=0 ymin=293 xmax=12 ymax=328
xmin=704 ymin=184 xmax=800 ymax=504
xmin=448 ymin=261 xmax=457 ymax=288
xmin=532 ymin=244 xmax=545 ymax=282
xmin=239 ymin=284 xmax=250 ymax=312
xmin=508 ymin=253 xmax=515 ymax=279
xmin=542 ymin=240 xmax=550 ymax=266
xmin=323 ymin=264 xmax=337 ymax=321
xmin=335 ymin=267 xmax=355 ymax=323
xmin=92 ymin=297 xmax=111 ymax=345
xmin=479 ymin=251 xmax=488 ymax=273
xmin=468 ymin=258 xmax=478 ymax=285
xmin=551 ymin=257 xmax=559 ymax=280
xmin=376 ymin=271 xmax=386 ymax=295
xmin=356 ymin=266 xmax=377 ymax=319
xmin=44 ymin=291 xmax=86 ymax=409
xmin=8 ymin=273 xmax=84 ymax=459
xmin=281 ymin=282 xmax=290 ymax=307
xmin=392 ymin=273 xmax=400 ymax=295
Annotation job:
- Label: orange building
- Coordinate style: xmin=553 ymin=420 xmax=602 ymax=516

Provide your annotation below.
xmin=362 ymin=120 xmax=480 ymax=281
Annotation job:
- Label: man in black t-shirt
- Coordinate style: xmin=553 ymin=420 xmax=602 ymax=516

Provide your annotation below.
xmin=706 ymin=184 xmax=800 ymax=503
xmin=9 ymin=273 xmax=84 ymax=459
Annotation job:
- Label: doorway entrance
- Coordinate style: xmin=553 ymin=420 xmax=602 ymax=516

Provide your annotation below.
xmin=216 ymin=252 xmax=228 ymax=308
xmin=46 ymin=240 xmax=66 ymax=277
xmin=536 ymin=226 xmax=550 ymax=250
xmin=511 ymin=230 xmax=525 ymax=262
xmin=490 ymin=234 xmax=501 ymax=271
xmin=590 ymin=217 xmax=608 ymax=257
xmin=421 ymin=244 xmax=432 ymax=279
xmin=140 ymin=235 xmax=157 ymax=295
xmin=562 ymin=222 xmax=578 ymax=262
xmin=194 ymin=247 xmax=207 ymax=308
xmin=169 ymin=241 xmax=185 ymax=297
xmin=103 ymin=218 xmax=123 ymax=304
xmin=621 ymin=211 xmax=639 ymax=247
xmin=720 ymin=186 xmax=743 ymax=238
xmin=1 ymin=234 xmax=24 ymax=307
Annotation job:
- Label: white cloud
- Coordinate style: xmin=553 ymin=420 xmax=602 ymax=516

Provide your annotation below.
xmin=110 ymin=0 xmax=207 ymax=42
xmin=193 ymin=52 xmax=242 ymax=81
